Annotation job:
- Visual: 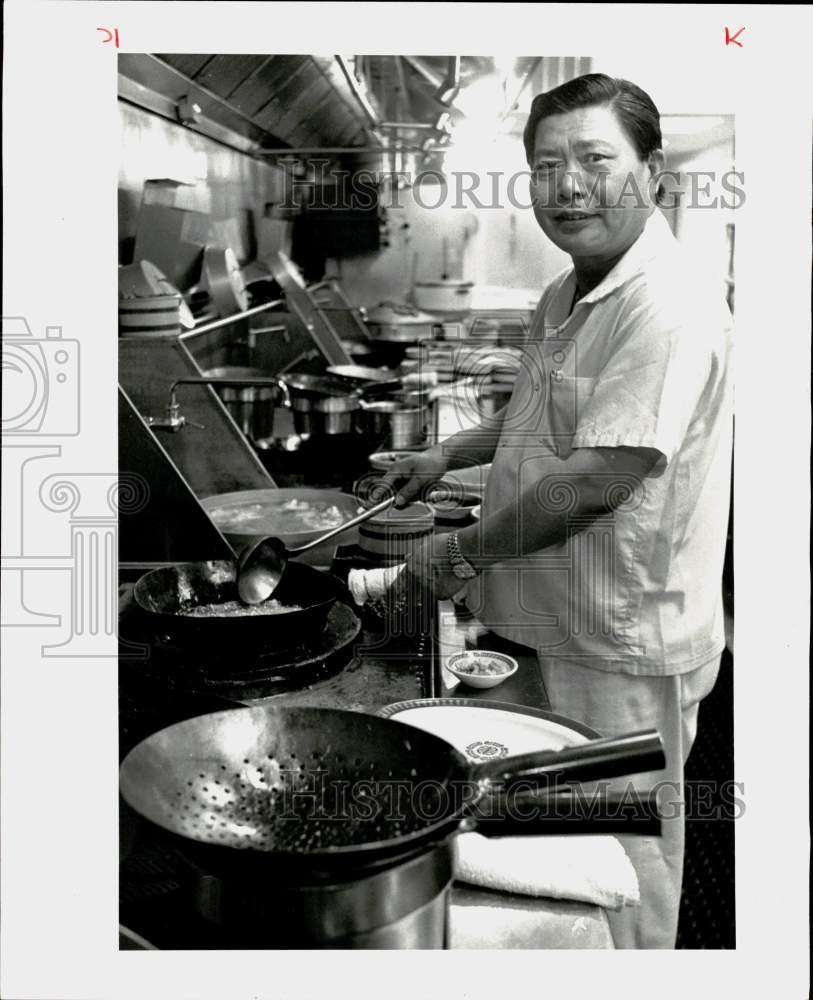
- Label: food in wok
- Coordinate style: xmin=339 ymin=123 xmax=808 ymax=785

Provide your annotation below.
xmin=180 ymin=598 xmax=304 ymax=618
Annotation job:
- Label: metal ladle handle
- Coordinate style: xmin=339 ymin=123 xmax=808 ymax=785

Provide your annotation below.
xmin=289 ymin=495 xmax=396 ymax=555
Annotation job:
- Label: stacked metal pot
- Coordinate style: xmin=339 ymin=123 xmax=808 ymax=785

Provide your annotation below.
xmin=280 ymin=372 xmax=432 ymax=449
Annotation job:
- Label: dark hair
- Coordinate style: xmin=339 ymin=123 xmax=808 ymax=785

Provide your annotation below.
xmin=523 ymin=73 xmax=662 ymax=164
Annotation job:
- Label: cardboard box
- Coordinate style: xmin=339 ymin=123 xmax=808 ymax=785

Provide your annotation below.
xmin=133 ymin=203 xmax=209 ymax=290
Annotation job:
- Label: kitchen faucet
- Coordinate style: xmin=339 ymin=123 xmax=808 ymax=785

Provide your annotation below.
xmin=147 ymin=376 xmax=291 ymax=433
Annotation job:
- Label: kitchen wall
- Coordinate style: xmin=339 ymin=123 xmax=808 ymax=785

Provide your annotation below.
xmin=119 ymin=87 xmax=734 ymax=314
xmin=118 ymin=101 xmax=285 ymax=266
xmin=325 ymin=132 xmax=736 ymax=312
xmin=665 ymin=136 xmax=736 ymax=303
xmin=324 ymin=155 xmax=571 ymax=308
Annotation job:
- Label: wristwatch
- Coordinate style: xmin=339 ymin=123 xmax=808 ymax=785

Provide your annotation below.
xmin=447 ymin=532 xmax=478 ymax=580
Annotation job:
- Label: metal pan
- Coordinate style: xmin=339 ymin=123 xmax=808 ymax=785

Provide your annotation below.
xmin=326 ymin=365 xmax=400 ymax=386
xmin=280 ymin=373 xmax=357 ymax=399
xmin=131 ymin=560 xmax=347 ymax=649
xmin=119 ymin=706 xmax=665 ymax=872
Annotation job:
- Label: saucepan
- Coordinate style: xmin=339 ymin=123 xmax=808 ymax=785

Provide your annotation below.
xmin=119 ymin=706 xmax=665 ymax=873
xmin=280 ymin=373 xmax=363 ymax=436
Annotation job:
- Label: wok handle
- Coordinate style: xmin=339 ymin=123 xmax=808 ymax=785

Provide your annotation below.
xmin=474 ymin=730 xmax=666 ymax=792
xmin=467 ymin=789 xmax=663 ymax=837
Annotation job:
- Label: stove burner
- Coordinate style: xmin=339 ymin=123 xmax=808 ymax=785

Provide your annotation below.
xmin=120 ymin=600 xmax=362 ymax=701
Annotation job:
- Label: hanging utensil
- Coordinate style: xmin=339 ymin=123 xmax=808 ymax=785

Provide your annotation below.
xmin=119 ymin=706 xmax=666 ymax=869
xmin=237 ymin=494 xmax=396 ymax=605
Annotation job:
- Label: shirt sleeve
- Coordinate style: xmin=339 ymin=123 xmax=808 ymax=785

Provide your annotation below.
xmin=571 ymin=282 xmax=730 ymax=470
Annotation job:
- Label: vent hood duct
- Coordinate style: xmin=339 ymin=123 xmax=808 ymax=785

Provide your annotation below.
xmin=117 ymin=53 xmax=382 ymax=162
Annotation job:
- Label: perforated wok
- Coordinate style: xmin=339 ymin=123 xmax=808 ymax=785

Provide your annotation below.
xmin=120 ymin=706 xmax=666 ymax=869
xmin=132 ymin=560 xmax=347 ymax=649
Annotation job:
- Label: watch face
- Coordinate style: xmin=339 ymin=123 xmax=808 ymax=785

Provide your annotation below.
xmin=452 ymin=561 xmax=477 ymax=580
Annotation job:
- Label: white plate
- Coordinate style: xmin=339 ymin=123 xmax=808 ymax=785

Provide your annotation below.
xmin=378 ymin=699 xmax=595 ymax=763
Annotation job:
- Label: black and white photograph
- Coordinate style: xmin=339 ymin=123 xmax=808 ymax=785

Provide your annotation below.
xmin=1 ymin=4 xmax=810 ymax=999
xmin=115 ymin=51 xmax=738 ymax=952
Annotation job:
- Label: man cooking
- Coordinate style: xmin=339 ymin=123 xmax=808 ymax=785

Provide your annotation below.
xmin=382 ymin=73 xmax=733 ymax=949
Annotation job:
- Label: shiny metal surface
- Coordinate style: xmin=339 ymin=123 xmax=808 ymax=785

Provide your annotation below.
xmin=202 ymin=366 xmax=287 ymax=440
xmin=119 ymin=705 xmax=665 ymax=865
xmin=131 ymin=560 xmax=343 ymax=649
xmin=237 ymin=495 xmax=394 ymax=604
xmin=192 ymin=841 xmax=453 ymax=948
xmin=358 ymin=401 xmax=428 ymax=448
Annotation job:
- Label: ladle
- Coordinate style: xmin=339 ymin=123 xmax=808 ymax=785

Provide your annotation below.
xmin=237 ymin=494 xmax=395 ymax=605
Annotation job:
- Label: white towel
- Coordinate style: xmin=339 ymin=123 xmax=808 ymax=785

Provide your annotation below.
xmin=347 ymin=563 xmax=406 ymax=606
xmin=454 ymin=833 xmax=640 ymax=911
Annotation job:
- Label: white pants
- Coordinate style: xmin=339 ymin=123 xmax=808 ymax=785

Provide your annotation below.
xmin=538 ymin=654 xmax=722 ymax=949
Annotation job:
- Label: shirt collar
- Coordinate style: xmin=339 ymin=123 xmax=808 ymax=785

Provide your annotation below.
xmin=554 ymin=209 xmax=677 ymax=317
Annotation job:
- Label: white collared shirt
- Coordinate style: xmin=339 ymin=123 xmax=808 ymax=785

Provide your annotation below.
xmin=466 ymin=210 xmax=733 ymax=675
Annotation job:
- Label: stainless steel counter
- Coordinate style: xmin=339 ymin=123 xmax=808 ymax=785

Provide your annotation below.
xmin=432 ymin=599 xmax=615 ymax=949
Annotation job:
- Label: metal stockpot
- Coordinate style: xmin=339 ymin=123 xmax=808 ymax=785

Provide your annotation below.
xmin=120 ymin=706 xmax=665 ymax=945
xmin=365 ymin=303 xmax=438 ymax=343
xmin=190 ymin=840 xmax=453 ymax=949
xmin=292 ymin=396 xmax=360 ymax=436
xmin=282 ymin=373 xmax=362 ymax=436
xmin=203 ymin=367 xmax=288 ymax=441
xmin=359 ymin=401 xmax=428 ymax=449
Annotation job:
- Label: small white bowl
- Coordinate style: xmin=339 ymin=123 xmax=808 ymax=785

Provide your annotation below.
xmin=446 ymin=650 xmax=518 ymax=689
xmin=470 ymin=504 xmax=481 ymax=521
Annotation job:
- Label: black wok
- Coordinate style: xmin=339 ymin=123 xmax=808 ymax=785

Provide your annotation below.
xmin=119 ymin=706 xmax=666 ymax=871
xmin=132 ymin=560 xmax=347 ymax=650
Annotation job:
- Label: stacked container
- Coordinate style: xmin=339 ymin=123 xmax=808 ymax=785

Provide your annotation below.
xmin=358 ymin=502 xmax=434 ymax=565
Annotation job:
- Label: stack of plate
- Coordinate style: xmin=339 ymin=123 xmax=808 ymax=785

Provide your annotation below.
xmin=401 ymin=342 xmax=458 ymax=383
xmin=358 ymin=501 xmax=434 ymax=563
xmin=401 ymin=340 xmax=523 ymax=392
xmin=454 ymin=345 xmax=523 ymax=391
xmin=118 ymin=294 xmax=183 ymax=338
xmin=118 ymin=260 xmax=195 ymax=337
xmin=466 ymin=319 xmax=501 ymax=345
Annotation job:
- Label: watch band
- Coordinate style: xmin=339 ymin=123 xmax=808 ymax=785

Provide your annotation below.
xmin=447 ymin=532 xmax=478 ymax=580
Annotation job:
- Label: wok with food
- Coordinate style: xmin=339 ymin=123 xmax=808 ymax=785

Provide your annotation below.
xmin=132 ymin=559 xmax=347 ymax=649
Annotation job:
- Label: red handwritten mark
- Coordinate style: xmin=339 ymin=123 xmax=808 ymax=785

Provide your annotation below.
xmin=725 ymin=26 xmax=745 ymax=47
xmin=97 ymin=27 xmax=120 ymax=48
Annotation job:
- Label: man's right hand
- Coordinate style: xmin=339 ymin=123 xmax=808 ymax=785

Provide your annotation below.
xmin=380 ymin=450 xmax=450 ymax=508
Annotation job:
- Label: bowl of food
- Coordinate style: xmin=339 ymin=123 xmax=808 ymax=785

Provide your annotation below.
xmin=445 ymin=650 xmax=518 ymax=689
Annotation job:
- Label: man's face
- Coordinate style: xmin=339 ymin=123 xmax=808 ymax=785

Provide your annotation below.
xmin=529 ymin=104 xmax=662 ymax=261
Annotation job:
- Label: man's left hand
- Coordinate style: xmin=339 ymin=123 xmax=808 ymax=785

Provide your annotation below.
xmin=402 ymin=531 xmax=466 ymax=600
